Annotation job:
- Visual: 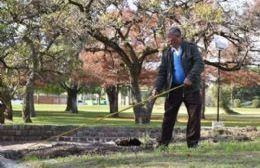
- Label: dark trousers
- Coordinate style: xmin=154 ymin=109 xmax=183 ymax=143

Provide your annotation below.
xmin=159 ymin=86 xmax=202 ymax=146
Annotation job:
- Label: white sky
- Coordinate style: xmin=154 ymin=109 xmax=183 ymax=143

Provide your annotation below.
xmin=128 ymin=0 xmax=137 ymax=10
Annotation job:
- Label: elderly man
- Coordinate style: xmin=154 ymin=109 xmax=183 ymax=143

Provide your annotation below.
xmin=153 ymin=27 xmax=204 ymax=148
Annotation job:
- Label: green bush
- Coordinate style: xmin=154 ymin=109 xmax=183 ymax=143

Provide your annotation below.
xmin=207 ymin=84 xmax=218 ymax=107
xmin=233 ymin=99 xmax=241 ymax=108
xmin=252 ymin=98 xmax=260 ymax=108
xmin=207 ymin=84 xmax=232 ymax=107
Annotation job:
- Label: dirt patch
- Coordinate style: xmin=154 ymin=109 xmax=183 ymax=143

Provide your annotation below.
xmin=168 ymin=126 xmax=260 ymax=143
xmin=200 ymin=126 xmax=260 ymax=143
xmin=1 ymin=142 xmax=148 ymax=160
xmin=0 ymin=127 xmax=259 ymax=160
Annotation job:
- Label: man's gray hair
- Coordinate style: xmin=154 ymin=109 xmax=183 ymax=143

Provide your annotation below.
xmin=168 ymin=27 xmax=182 ymax=37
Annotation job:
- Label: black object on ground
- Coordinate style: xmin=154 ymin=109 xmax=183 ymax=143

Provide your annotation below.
xmin=115 ymin=138 xmax=142 ymax=146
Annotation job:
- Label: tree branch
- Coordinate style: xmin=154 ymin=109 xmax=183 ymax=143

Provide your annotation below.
xmin=204 ymin=60 xmax=242 ymax=71
xmin=41 ymin=69 xmax=64 ymax=76
xmin=59 ymin=81 xmax=70 ymax=90
xmin=88 ymin=29 xmax=132 ymax=67
xmin=139 ymin=48 xmax=159 ymax=64
xmin=44 ymin=33 xmax=60 ymax=53
xmin=68 ymin=0 xmax=94 ymax=13
xmin=68 ymin=0 xmax=85 ymax=12
xmin=84 ymin=47 xmax=113 ymax=53
xmin=116 ymin=28 xmax=137 ymax=63
xmin=0 ymin=57 xmax=28 ymax=70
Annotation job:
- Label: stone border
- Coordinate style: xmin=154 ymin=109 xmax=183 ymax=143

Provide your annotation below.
xmin=0 ymin=125 xmax=73 ymax=142
xmin=0 ymin=125 xmax=163 ymax=142
xmin=0 ymin=125 xmax=258 ymax=143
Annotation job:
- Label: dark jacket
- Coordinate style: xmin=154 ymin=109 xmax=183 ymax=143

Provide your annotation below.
xmin=154 ymin=41 xmax=204 ymax=94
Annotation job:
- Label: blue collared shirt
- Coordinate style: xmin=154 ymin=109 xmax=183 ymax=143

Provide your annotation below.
xmin=172 ymin=47 xmax=185 ymax=85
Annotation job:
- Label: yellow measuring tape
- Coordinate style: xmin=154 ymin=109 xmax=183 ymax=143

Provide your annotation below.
xmin=30 ymin=84 xmax=184 ymax=148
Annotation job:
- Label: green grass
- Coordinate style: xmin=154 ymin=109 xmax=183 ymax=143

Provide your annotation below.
xmin=22 ymin=138 xmax=260 ymax=168
xmin=6 ymin=104 xmax=260 ymax=127
xmin=7 ymin=104 xmax=260 ymax=167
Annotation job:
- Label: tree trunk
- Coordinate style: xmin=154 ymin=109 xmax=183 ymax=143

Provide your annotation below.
xmin=97 ymin=94 xmax=101 ymax=105
xmin=22 ymin=73 xmax=34 ymax=123
xmin=201 ymin=78 xmax=206 ymax=119
xmin=4 ymin=96 xmax=13 ymax=120
xmin=0 ymin=89 xmax=13 ymax=120
xmin=231 ymin=82 xmax=234 ymax=107
xmin=144 ymin=87 xmax=157 ymax=122
xmin=130 ymin=72 xmax=152 ymax=124
xmin=128 ymin=86 xmax=132 ymax=105
xmin=0 ymin=103 xmax=5 ymax=124
xmin=23 ymin=37 xmax=40 ymax=118
xmin=105 ymin=85 xmax=119 ymax=117
xmin=29 ymin=90 xmax=36 ymax=117
xmin=65 ymin=85 xmax=78 ymax=113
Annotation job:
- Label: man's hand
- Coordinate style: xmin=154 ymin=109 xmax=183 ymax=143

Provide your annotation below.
xmin=151 ymin=88 xmax=158 ymax=97
xmin=184 ymin=78 xmax=192 ymax=87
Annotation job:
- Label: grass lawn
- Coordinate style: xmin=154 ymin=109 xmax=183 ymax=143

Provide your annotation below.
xmin=5 ymin=104 xmax=260 ymax=128
xmin=22 ymin=138 xmax=260 ymax=168
xmin=5 ymin=104 xmax=260 ymax=168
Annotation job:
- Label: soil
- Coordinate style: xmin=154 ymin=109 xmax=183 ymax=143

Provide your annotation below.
xmin=0 ymin=127 xmax=259 ymax=162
